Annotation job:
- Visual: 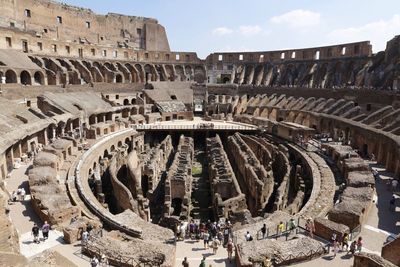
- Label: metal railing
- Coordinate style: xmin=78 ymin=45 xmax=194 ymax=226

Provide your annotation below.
xmin=132 ymin=123 xmax=257 ymax=131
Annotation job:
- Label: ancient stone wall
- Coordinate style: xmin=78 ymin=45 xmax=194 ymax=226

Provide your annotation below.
xmin=226 ymin=133 xmax=273 ymax=215
xmin=382 ymin=234 xmax=400 ymax=266
xmin=206 ymin=135 xmax=247 ymax=218
xmin=354 ymin=252 xmax=397 ymax=267
xmin=165 ymin=135 xmax=193 ymax=219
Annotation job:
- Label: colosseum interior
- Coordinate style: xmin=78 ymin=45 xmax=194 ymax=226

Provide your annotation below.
xmin=0 ymin=1 xmax=399 ymax=267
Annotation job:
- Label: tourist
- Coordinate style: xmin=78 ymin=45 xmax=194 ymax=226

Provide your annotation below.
xmin=31 ymin=223 xmax=40 ymax=244
xmin=305 ymin=218 xmax=314 ymax=238
xmin=392 ymin=179 xmax=399 ymax=192
xmin=90 ymin=256 xmax=99 ymax=267
xmin=182 ymin=256 xmax=189 ymax=267
xmin=203 ymin=230 xmax=210 ymax=249
xmin=20 ymin=188 xmax=26 ymax=201
xmin=333 ymin=239 xmax=339 ymax=257
xmin=211 ymin=237 xmax=220 ymax=254
xmin=349 ymin=240 xmax=357 ymax=254
xmin=100 ymin=254 xmax=108 ymax=266
xmin=223 ymin=225 xmax=230 ymax=246
xmin=372 ymin=168 xmax=379 ymax=182
xmin=331 ymin=232 xmax=337 ymax=246
xmin=41 ymin=221 xmax=50 ymax=241
xmin=199 ymin=256 xmax=206 ymax=267
xmin=288 ymin=218 xmax=296 ymax=234
xmin=245 ymin=231 xmax=253 ymax=241
xmin=11 ymin=191 xmax=17 ymax=202
xmin=81 ymin=230 xmax=89 ymax=246
xmin=357 ymin=237 xmax=363 ymax=252
xmin=226 ymin=239 xmax=234 ymax=262
xmin=17 ymin=188 xmax=22 ymax=201
xmin=341 ymin=233 xmax=349 ymax=251
xmin=260 ymin=223 xmax=267 ymax=239
xmin=390 ymin=196 xmax=396 ymax=211
xmin=263 ymin=256 xmax=272 ymax=267
xmin=277 ymin=221 xmax=285 ymax=235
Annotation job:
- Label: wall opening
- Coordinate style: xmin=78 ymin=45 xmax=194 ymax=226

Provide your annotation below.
xmin=20 ymin=71 xmax=31 ymax=85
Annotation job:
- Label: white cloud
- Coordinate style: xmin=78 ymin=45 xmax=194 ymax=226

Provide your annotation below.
xmin=270 ymin=9 xmax=321 ymax=28
xmin=328 ymin=14 xmax=400 ymax=52
xmin=212 ymin=27 xmax=233 ymax=36
xmin=238 ymin=25 xmax=262 ymax=36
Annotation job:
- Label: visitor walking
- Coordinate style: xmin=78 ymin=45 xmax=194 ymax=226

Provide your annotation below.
xmin=182 ymin=256 xmax=189 ymax=267
xmin=332 ymin=239 xmax=339 ymax=257
xmin=41 ymin=221 xmax=50 ymax=241
xmin=341 ymin=233 xmax=349 ymax=251
xmin=349 ymin=240 xmax=357 ymax=254
xmin=288 ymin=218 xmax=296 ymax=234
xmin=357 ymin=237 xmax=363 ymax=252
xmin=392 ymin=179 xmax=399 ymax=192
xmin=226 ymin=239 xmax=234 ymax=262
xmin=277 ymin=221 xmax=285 ymax=236
xmin=81 ymin=230 xmax=89 ymax=246
xmin=203 ymin=231 xmax=210 ymax=249
xmin=199 ymin=256 xmax=206 ymax=267
xmin=245 ymin=231 xmax=253 ymax=241
xmin=212 ymin=237 xmax=220 ymax=254
xmin=90 ymin=256 xmax=99 ymax=267
xmin=263 ymin=256 xmax=272 ymax=267
xmin=31 ymin=223 xmax=40 ymax=244
xmin=260 ymin=223 xmax=267 ymax=239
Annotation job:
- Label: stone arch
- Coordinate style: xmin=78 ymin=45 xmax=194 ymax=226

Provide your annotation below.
xmin=117 ymin=141 xmax=123 ymax=147
xmin=123 ymin=99 xmax=130 ymax=105
xmin=175 ymin=65 xmax=185 ymax=81
xmin=33 ymin=71 xmax=45 ymax=85
xmin=194 ymin=65 xmax=206 ymax=83
xmin=103 ymin=149 xmax=110 ymax=159
xmin=5 ymin=69 xmax=17 ymax=83
xmin=110 ymin=145 xmax=115 ymax=152
xmin=20 ymin=70 xmax=32 ymax=85
xmin=164 ymin=65 xmax=175 ymax=81
xmin=144 ymin=64 xmax=157 ymax=82
xmin=115 ymin=74 xmax=123 ymax=83
xmin=68 ymin=71 xmax=80 ymax=85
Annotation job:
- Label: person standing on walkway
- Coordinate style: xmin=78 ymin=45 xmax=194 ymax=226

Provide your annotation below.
xmin=199 ymin=256 xmax=206 ymax=267
xmin=81 ymin=230 xmax=89 ymax=246
xmin=90 ymin=256 xmax=99 ymax=267
xmin=31 ymin=223 xmax=40 ymax=244
xmin=212 ymin=237 xmax=220 ymax=254
xmin=392 ymin=179 xmax=399 ymax=192
xmin=260 ymin=223 xmax=267 ymax=239
xmin=333 ymin=239 xmax=339 ymax=257
xmin=349 ymin=240 xmax=357 ymax=254
xmin=203 ymin=231 xmax=210 ymax=249
xmin=277 ymin=221 xmax=285 ymax=236
xmin=357 ymin=237 xmax=363 ymax=252
xmin=20 ymin=188 xmax=26 ymax=201
xmin=182 ymin=256 xmax=189 ymax=267
xmin=245 ymin=231 xmax=253 ymax=241
xmin=41 ymin=221 xmax=50 ymax=241
xmin=341 ymin=233 xmax=349 ymax=251
xmin=227 ymin=239 xmax=234 ymax=262
xmin=288 ymin=218 xmax=296 ymax=234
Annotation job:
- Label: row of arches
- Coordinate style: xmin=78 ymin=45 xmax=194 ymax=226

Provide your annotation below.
xmin=0 ymin=69 xmax=45 ymax=85
xmin=26 ymin=55 xmax=207 ymax=86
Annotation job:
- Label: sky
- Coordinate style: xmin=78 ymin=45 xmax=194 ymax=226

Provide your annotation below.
xmin=58 ymin=0 xmax=400 ymax=59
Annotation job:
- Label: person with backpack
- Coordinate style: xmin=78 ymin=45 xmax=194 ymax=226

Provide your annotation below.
xmin=260 ymin=223 xmax=267 ymax=239
xmin=31 ymin=223 xmax=40 ymax=244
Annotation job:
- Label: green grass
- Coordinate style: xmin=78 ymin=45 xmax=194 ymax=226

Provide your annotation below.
xmin=192 ymin=165 xmax=203 ymax=175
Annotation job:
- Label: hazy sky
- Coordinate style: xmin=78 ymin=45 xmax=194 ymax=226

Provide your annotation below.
xmin=58 ymin=0 xmax=400 ymax=58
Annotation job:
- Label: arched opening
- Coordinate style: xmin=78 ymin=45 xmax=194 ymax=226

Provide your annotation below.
xmin=123 ymin=99 xmax=129 ymax=105
xmin=5 ymin=69 xmax=17 ymax=83
xmin=171 ymin=198 xmax=183 ymax=216
xmin=141 ymin=175 xmax=149 ymax=197
xmin=33 ymin=71 xmax=44 ymax=85
xmin=222 ymin=76 xmax=230 ymax=84
xmin=110 ymin=145 xmax=115 ymax=152
xmin=116 ymin=74 xmax=123 ymax=83
xmin=362 ymin=144 xmax=368 ymax=158
xmin=20 ymin=71 xmax=32 ymax=85
xmin=131 ymin=98 xmax=137 ymax=105
xmin=104 ymin=149 xmax=110 ymax=159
